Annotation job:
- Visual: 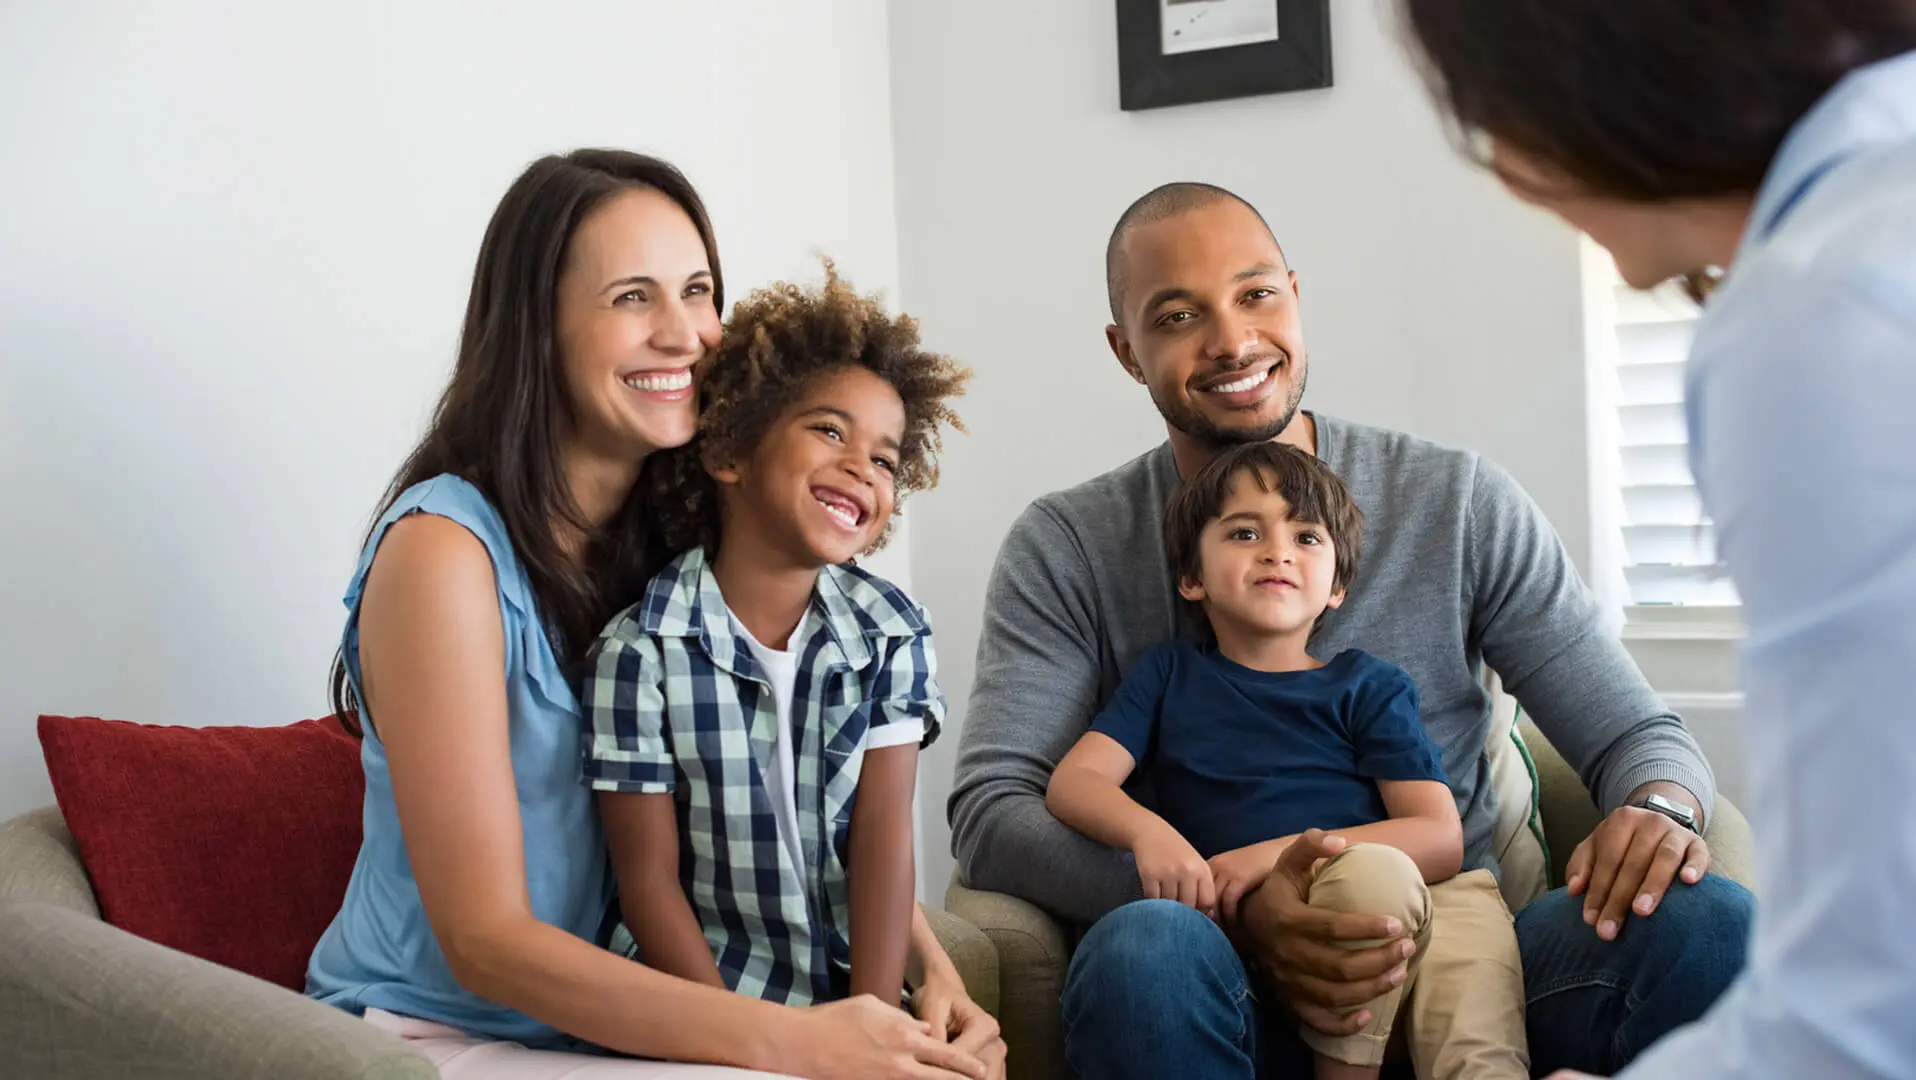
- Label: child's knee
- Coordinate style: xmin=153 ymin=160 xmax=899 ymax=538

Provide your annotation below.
xmin=1307 ymin=843 xmax=1429 ymax=931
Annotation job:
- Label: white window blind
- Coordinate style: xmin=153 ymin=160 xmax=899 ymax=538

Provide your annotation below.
xmin=1603 ymin=274 xmax=1740 ymax=610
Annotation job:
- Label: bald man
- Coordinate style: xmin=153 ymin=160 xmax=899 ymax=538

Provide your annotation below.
xmin=947 ymin=183 xmax=1753 ymax=1079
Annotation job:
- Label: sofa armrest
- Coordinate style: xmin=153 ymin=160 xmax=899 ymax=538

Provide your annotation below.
xmin=922 ymin=904 xmax=1001 ymax=1017
xmin=0 ymin=902 xmax=435 ymax=1080
xmin=946 ymin=872 xmax=1070 ymax=1080
xmin=0 ymin=805 xmax=100 ymax=915
xmin=1697 ymin=795 xmax=1755 ymax=890
xmin=1522 ymin=722 xmax=1758 ymax=894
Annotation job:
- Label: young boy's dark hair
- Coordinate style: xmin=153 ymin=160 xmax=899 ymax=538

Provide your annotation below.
xmin=1163 ymin=441 xmax=1366 ymax=600
xmin=647 ymin=259 xmax=968 ymax=556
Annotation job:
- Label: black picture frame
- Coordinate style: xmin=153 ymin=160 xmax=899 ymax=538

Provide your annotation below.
xmin=1116 ymin=0 xmax=1332 ymax=111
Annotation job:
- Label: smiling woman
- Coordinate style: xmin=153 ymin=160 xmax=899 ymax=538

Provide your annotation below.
xmin=308 ymin=151 xmax=1002 ymax=1079
xmin=328 ymin=152 xmax=723 ymax=721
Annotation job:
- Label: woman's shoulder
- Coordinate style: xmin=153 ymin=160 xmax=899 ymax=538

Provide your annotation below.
xmin=348 ymin=474 xmax=526 ymax=612
xmin=378 ymin=474 xmax=508 ymax=542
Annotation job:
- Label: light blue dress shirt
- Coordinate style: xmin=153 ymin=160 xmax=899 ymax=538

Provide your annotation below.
xmin=1620 ymin=49 xmax=1916 ymax=1080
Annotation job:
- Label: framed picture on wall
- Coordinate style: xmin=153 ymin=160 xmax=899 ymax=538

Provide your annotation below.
xmin=1116 ymin=0 xmax=1332 ymax=111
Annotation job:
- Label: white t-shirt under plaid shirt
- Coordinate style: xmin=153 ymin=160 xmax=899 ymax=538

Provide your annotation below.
xmin=582 ymin=546 xmax=944 ymax=1005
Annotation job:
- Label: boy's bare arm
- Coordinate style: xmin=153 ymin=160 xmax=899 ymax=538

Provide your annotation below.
xmin=849 ymin=743 xmax=919 ymax=1003
xmin=1339 ymin=779 xmax=1465 ymax=883
xmin=1044 ymin=732 xmax=1158 ymax=848
xmin=599 ymin=791 xmax=726 ymax=988
xmin=1048 ymin=732 xmax=1215 ymax=912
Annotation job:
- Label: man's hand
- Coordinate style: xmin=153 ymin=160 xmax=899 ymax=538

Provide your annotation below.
xmin=1237 ymin=829 xmax=1414 ymax=1036
xmin=1566 ymin=793 xmax=1709 ymax=942
xmin=1133 ymin=822 xmax=1216 ymax=915
xmin=1545 ymin=1071 xmax=1605 ymax=1079
xmin=1209 ymin=840 xmax=1288 ymax=924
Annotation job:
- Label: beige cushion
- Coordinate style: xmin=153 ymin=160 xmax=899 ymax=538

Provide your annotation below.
xmin=0 ymin=901 xmax=435 ymax=1080
xmin=1482 ymin=670 xmax=1551 ymax=910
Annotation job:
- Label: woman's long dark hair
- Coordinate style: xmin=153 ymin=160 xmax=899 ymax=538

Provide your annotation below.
xmin=1399 ymin=1 xmax=1916 ymax=201
xmin=329 ymin=149 xmax=723 ymax=734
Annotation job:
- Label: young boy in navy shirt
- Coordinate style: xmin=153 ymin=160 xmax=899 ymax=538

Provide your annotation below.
xmin=1047 ymin=441 xmax=1526 ymax=1080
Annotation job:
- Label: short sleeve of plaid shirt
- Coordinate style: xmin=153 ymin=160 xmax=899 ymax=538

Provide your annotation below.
xmin=869 ymin=629 xmax=945 ymax=750
xmin=581 ymin=631 xmax=676 ymax=794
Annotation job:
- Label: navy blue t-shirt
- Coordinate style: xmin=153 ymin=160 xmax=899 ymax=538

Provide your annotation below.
xmin=1090 ymin=640 xmax=1449 ymax=859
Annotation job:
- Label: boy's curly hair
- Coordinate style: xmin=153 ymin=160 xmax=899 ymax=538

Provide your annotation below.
xmin=647 ymin=259 xmax=969 ymax=557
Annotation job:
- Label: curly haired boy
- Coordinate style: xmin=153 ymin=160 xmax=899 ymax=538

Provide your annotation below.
xmin=583 ymin=261 xmax=969 ymax=1014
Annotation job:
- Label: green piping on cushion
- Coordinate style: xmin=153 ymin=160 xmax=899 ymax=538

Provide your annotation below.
xmin=1510 ymin=702 xmax=1552 ymax=884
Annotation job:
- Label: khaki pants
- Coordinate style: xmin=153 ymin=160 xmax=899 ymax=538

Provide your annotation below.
xmin=1301 ymin=844 xmax=1528 ymax=1079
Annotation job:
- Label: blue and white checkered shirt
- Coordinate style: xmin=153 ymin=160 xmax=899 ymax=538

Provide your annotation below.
xmin=582 ymin=546 xmax=943 ymax=1005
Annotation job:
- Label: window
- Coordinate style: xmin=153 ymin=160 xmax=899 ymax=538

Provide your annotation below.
xmin=1585 ymin=244 xmax=1740 ymax=626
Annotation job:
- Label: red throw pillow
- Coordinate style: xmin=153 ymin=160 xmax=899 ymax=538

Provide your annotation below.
xmin=37 ymin=714 xmax=365 ymax=990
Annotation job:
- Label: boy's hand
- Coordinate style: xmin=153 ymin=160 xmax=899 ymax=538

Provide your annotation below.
xmin=1133 ymin=823 xmax=1216 ymax=915
xmin=1208 ymin=840 xmax=1287 ymax=925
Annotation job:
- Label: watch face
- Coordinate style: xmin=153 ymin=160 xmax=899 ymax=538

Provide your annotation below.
xmin=1644 ymin=794 xmax=1697 ymax=829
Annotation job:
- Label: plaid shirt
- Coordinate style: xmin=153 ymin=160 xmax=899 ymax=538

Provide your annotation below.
xmin=582 ymin=546 xmax=943 ymax=1005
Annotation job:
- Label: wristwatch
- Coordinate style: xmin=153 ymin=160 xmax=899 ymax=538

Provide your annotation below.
xmin=1634 ymin=793 xmax=1700 ymax=835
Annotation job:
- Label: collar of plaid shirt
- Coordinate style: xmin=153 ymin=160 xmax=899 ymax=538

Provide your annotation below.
xmin=636 ymin=546 xmax=929 ymax=685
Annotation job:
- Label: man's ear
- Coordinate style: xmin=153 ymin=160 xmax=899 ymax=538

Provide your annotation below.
xmin=1176 ymin=574 xmax=1207 ymax=604
xmin=1107 ymin=324 xmax=1147 ymax=386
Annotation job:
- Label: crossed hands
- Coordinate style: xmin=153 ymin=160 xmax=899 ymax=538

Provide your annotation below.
xmin=912 ymin=969 xmax=1007 ymax=1080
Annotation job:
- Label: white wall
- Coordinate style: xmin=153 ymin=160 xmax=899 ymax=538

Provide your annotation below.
xmin=888 ymin=0 xmax=1593 ymax=895
xmin=0 ymin=0 xmax=907 ymax=820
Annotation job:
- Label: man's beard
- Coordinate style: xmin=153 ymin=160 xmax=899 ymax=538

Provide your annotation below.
xmin=1149 ymin=353 xmax=1308 ymax=448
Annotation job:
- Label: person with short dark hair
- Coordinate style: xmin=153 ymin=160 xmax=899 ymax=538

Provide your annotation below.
xmin=1398 ymin=4 xmax=1916 ymax=1078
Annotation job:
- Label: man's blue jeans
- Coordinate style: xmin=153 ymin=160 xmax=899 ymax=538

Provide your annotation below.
xmin=1061 ymin=875 xmax=1753 ymax=1078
